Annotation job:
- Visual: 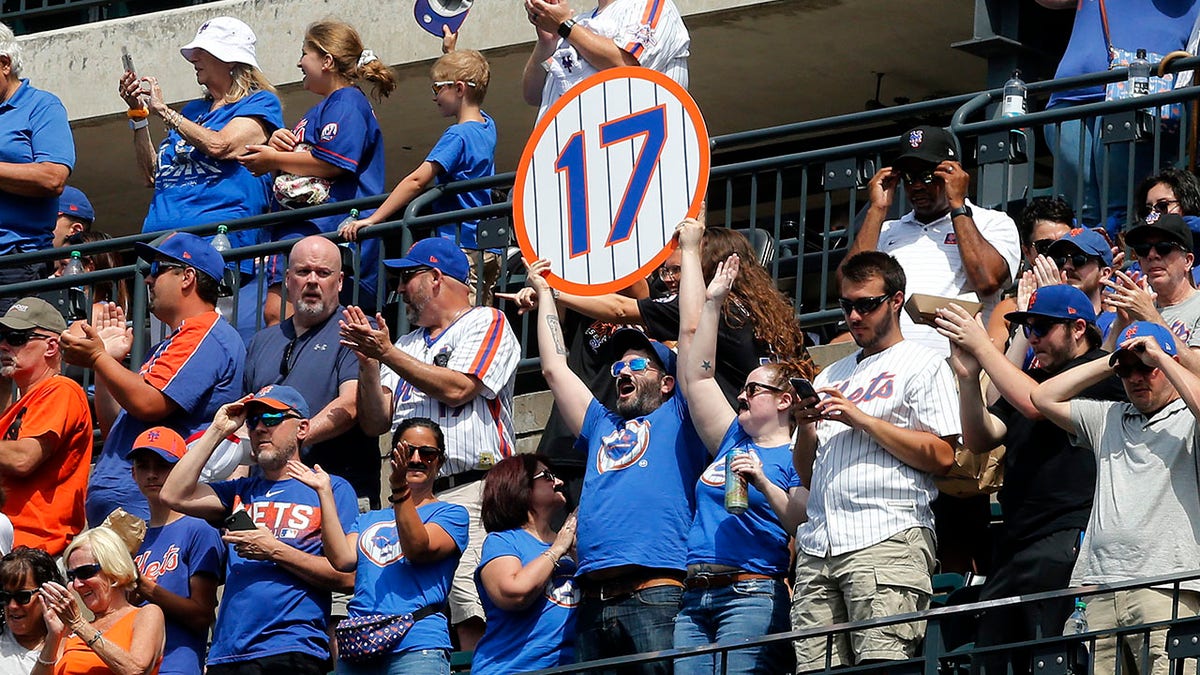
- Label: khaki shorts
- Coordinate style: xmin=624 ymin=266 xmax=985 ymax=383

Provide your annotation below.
xmin=437 ymin=479 xmax=486 ymax=625
xmin=464 ymin=249 xmax=501 ymax=307
xmin=1085 ymin=587 xmax=1200 ymax=675
xmin=791 ymin=527 xmax=935 ymax=670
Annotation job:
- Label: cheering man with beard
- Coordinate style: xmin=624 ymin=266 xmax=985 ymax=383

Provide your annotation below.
xmin=526 ymin=257 xmax=707 ymax=674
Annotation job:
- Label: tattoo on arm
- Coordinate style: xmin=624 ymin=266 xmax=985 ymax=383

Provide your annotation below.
xmin=547 ymin=315 xmax=568 ymax=356
xmin=701 ymin=360 xmax=712 ymax=371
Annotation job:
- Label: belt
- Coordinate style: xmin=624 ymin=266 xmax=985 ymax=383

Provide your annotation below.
xmin=433 ymin=469 xmax=488 ymax=492
xmin=580 ymin=574 xmax=686 ymax=601
xmin=684 ymin=572 xmax=777 ymax=591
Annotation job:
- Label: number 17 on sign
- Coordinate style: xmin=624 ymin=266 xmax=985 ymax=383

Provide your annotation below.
xmin=514 ymin=67 xmax=710 ymax=296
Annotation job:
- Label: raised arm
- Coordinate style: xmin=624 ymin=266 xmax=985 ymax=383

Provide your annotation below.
xmin=528 ymin=258 xmax=595 ymax=436
xmin=384 ymin=443 xmax=461 ymax=564
xmin=940 ymin=161 xmax=1013 ymax=296
xmin=340 ymin=307 xmax=393 ymax=436
xmin=160 ymin=399 xmax=248 ymax=520
xmin=286 ymin=461 xmax=357 ymax=571
xmin=144 ymin=78 xmax=271 ymax=161
xmin=1030 ymin=356 xmax=1112 ymax=431
xmin=840 ymin=167 xmax=898 ymax=274
xmin=527 ymin=0 xmax=638 ymax=71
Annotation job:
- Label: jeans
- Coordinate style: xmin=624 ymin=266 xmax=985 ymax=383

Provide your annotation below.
xmin=576 ymin=585 xmax=682 ymax=675
xmin=673 ymin=578 xmax=791 ymax=675
xmin=207 ymin=652 xmax=328 ymax=675
xmin=335 ymin=648 xmax=449 ymax=675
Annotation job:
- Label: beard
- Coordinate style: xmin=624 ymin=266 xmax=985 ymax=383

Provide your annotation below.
xmin=616 ymin=378 xmax=664 ymax=419
xmin=293 ymin=296 xmax=331 ymax=322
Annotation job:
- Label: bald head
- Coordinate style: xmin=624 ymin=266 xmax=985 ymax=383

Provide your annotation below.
xmin=286 ymin=236 xmax=344 ymax=327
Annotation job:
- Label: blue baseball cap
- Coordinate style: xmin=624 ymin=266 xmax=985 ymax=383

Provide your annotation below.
xmin=1108 ymin=321 xmax=1178 ymax=366
xmin=606 ymin=328 xmax=677 ymax=376
xmin=58 ymin=186 xmax=95 ymax=224
xmin=245 ymin=384 xmax=311 ymax=418
xmin=1004 ymin=284 xmax=1097 ymax=325
xmin=1047 ymin=228 xmax=1113 ymax=267
xmin=134 ymin=232 xmax=225 ymax=284
xmin=383 ymin=237 xmax=469 ymax=285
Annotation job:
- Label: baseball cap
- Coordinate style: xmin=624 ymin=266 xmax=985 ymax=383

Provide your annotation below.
xmin=1124 ymin=213 xmax=1194 ymax=251
xmin=414 ymin=0 xmax=473 ymax=37
xmin=245 ymin=384 xmax=311 ymax=418
xmin=1047 ymin=228 xmax=1114 ymax=267
xmin=1108 ymin=321 xmax=1178 ymax=366
xmin=58 ymin=187 xmax=95 ymax=224
xmin=895 ymin=125 xmax=958 ymax=167
xmin=126 ymin=426 xmax=187 ymax=464
xmin=383 ymin=238 xmax=469 ymax=285
xmin=606 ymin=328 xmax=677 ymax=376
xmin=181 ymin=17 xmax=259 ymax=69
xmin=0 ymin=297 xmax=68 ymax=333
xmin=134 ymin=232 xmax=225 ymax=284
xmin=1004 ymin=284 xmax=1097 ymax=325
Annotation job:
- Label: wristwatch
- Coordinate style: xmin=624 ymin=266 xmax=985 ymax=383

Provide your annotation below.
xmin=558 ymin=19 xmax=576 ymax=39
xmin=950 ymin=204 xmax=973 ymax=220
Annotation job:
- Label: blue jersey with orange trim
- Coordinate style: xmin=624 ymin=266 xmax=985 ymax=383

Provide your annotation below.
xmin=207 ymin=474 xmax=358 ymax=665
xmin=87 ymin=311 xmax=246 ymax=525
xmin=379 ymin=306 xmax=519 ymax=475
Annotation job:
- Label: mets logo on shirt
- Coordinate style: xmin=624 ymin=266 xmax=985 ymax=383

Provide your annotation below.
xmin=358 ymin=520 xmax=405 ymax=566
xmin=596 ymin=420 xmax=651 ymax=473
xmin=545 ymin=573 xmax=579 ymax=608
xmin=321 ymin=123 xmax=339 ymax=142
xmin=699 ymin=458 xmax=726 ymax=488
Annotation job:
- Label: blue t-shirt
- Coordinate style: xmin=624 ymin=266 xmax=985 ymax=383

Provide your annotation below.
xmin=279 ymin=86 xmax=386 ymax=298
xmin=143 ymin=90 xmax=283 ymax=274
xmin=0 ymin=79 xmax=75 ymax=254
xmin=686 ymin=422 xmax=800 ymax=575
xmin=134 ymin=516 xmax=225 ymax=675
xmin=207 ymin=474 xmax=358 ymax=665
xmin=347 ymin=502 xmax=468 ymax=653
xmin=1048 ymin=0 xmax=1199 ymax=106
xmin=472 ymin=529 xmax=578 ymax=675
xmin=87 ymin=312 xmax=245 ymax=526
xmin=425 ymin=112 xmax=496 ymax=249
xmin=576 ymin=395 xmax=707 ymax=576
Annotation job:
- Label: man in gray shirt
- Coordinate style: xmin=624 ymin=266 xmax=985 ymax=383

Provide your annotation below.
xmin=1032 ymin=320 xmax=1200 ymax=675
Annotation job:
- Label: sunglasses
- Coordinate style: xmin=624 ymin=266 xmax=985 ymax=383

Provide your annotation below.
xmin=838 ymin=293 xmax=892 ymax=316
xmin=1051 ymin=252 xmax=1096 ymax=269
xmin=0 ymin=330 xmax=52 ymax=347
xmin=148 ymin=260 xmax=187 ymax=277
xmin=532 ymin=469 xmax=558 ymax=483
xmin=656 ymin=265 xmax=681 ymax=281
xmin=1022 ymin=318 xmax=1071 ymax=339
xmin=610 ymin=357 xmax=659 ymax=378
xmin=398 ymin=267 xmax=432 ymax=285
xmin=247 ymin=411 xmax=301 ymax=428
xmin=279 ymin=338 xmax=299 ymax=378
xmin=1113 ymin=359 xmax=1155 ymax=379
xmin=65 ymin=563 xmax=103 ymax=582
xmin=1131 ymin=241 xmax=1185 ymax=258
xmin=383 ymin=444 xmax=443 ymax=462
xmin=0 ymin=589 xmax=38 ymax=605
xmin=1147 ymin=198 xmax=1180 ymax=215
xmin=431 ymin=80 xmax=477 ymax=95
xmin=900 ymin=170 xmax=937 ymax=185
xmin=1032 ymin=239 xmax=1057 ymax=256
xmin=740 ymin=381 xmax=783 ymax=398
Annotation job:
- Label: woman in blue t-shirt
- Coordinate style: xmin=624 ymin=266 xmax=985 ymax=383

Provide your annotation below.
xmin=236 ymin=19 xmax=395 ymax=320
xmin=289 ymin=417 xmax=467 ymax=675
xmin=673 ymin=219 xmax=812 ymax=674
xmin=118 ymin=17 xmax=283 ymax=279
xmin=472 ymin=455 xmax=577 ymax=674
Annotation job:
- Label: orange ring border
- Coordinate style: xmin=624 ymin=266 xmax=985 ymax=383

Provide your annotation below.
xmin=513 ymin=66 xmax=711 ymax=296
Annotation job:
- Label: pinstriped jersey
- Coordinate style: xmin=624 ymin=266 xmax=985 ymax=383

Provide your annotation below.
xmin=379 ymin=306 xmax=519 ymax=476
xmin=536 ymin=0 xmax=690 ymax=119
xmin=796 ymin=340 xmax=961 ymax=557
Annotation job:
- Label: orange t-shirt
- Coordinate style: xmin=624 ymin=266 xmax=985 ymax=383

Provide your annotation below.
xmin=0 ymin=375 xmax=92 ymax=556
xmin=53 ymin=607 xmax=161 ymax=675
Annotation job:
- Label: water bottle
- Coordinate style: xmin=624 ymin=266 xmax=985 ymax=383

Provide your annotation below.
xmin=1063 ymin=600 xmax=1088 ymax=635
xmin=1000 ymin=70 xmax=1026 ymax=118
xmin=209 ymin=226 xmax=236 ymax=320
xmin=337 ymin=208 xmax=361 ymax=233
xmin=1129 ymin=49 xmax=1151 ymax=98
xmin=63 ymin=251 xmax=85 ymax=278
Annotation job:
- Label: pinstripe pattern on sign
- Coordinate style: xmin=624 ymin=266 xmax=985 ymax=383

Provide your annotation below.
xmin=514 ymin=67 xmax=709 ymax=296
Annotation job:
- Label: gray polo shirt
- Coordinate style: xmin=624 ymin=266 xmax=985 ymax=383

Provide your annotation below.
xmin=1069 ymin=397 xmax=1200 ymax=590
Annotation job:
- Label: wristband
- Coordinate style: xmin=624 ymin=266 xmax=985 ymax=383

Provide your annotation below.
xmin=126 ymin=107 xmax=149 ymax=119
xmin=85 ymin=629 xmax=103 ymax=647
xmin=129 ymin=118 xmax=149 ymax=131
xmin=388 ymin=490 xmax=411 ymax=505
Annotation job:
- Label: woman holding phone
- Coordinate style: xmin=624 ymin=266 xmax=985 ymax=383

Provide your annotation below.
xmin=672 ymin=217 xmax=811 ymax=675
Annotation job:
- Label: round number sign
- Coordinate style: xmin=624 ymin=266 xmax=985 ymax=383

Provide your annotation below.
xmin=513 ymin=66 xmax=710 ymax=295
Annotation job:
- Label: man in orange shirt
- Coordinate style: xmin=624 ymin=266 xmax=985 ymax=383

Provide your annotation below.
xmin=0 ymin=296 xmax=92 ymax=556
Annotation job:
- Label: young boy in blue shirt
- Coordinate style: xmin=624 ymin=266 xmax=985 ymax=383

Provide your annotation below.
xmin=340 ymin=49 xmax=499 ymax=303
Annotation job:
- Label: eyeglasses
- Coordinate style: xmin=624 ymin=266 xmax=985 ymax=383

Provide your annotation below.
xmin=431 ymin=80 xmax=477 ymax=95
xmin=900 ymin=170 xmax=936 ymax=185
xmin=1113 ymin=359 xmax=1155 ymax=379
xmin=610 ymin=357 xmax=659 ymax=378
xmin=1147 ymin=198 xmax=1180 ymax=215
xmin=247 ymin=411 xmax=301 ymax=428
xmin=0 ymin=589 xmax=38 ymax=605
xmin=279 ymin=338 xmax=298 ymax=378
xmin=532 ymin=469 xmax=558 ymax=483
xmin=0 ymin=329 xmax=53 ymax=347
xmin=398 ymin=267 xmax=432 ymax=285
xmin=656 ymin=265 xmax=681 ymax=281
xmin=1032 ymin=239 xmax=1057 ymax=256
xmin=1130 ymin=241 xmax=1185 ymax=258
xmin=65 ymin=563 xmax=103 ymax=582
xmin=837 ymin=293 xmax=893 ymax=316
xmin=148 ymin=260 xmax=187 ymax=278
xmin=1051 ymin=252 xmax=1096 ymax=269
xmin=1022 ymin=318 xmax=1070 ymax=339
xmin=740 ymin=381 xmax=784 ymax=398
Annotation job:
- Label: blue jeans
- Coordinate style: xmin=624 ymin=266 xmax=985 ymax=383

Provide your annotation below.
xmin=673 ymin=578 xmax=791 ymax=675
xmin=576 ymin=585 xmax=682 ymax=675
xmin=335 ymin=648 xmax=449 ymax=675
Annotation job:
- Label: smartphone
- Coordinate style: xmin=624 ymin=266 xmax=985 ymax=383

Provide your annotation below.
xmin=121 ymin=46 xmax=135 ymax=73
xmin=224 ymin=510 xmax=256 ymax=532
xmin=790 ymin=377 xmax=818 ymax=401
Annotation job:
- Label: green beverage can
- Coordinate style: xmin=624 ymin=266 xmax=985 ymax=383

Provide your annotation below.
xmin=725 ymin=449 xmax=749 ymax=514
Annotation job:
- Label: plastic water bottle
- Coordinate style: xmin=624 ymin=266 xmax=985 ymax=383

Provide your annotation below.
xmin=1000 ymin=70 xmax=1026 ymax=118
xmin=1063 ymin=600 xmax=1088 ymax=635
xmin=337 ymin=208 xmax=361 ymax=233
xmin=209 ymin=226 xmax=236 ymax=320
xmin=63 ymin=251 xmax=85 ymax=278
xmin=1129 ymin=49 xmax=1151 ymax=98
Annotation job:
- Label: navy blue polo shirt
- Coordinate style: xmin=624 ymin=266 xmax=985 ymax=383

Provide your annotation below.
xmin=0 ymin=79 xmax=75 ymax=253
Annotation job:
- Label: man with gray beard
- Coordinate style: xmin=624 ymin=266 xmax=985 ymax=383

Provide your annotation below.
xmin=244 ymin=235 xmax=378 ymax=507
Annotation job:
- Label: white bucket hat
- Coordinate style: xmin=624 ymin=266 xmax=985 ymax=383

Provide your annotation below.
xmin=180 ymin=17 xmax=259 ymax=69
